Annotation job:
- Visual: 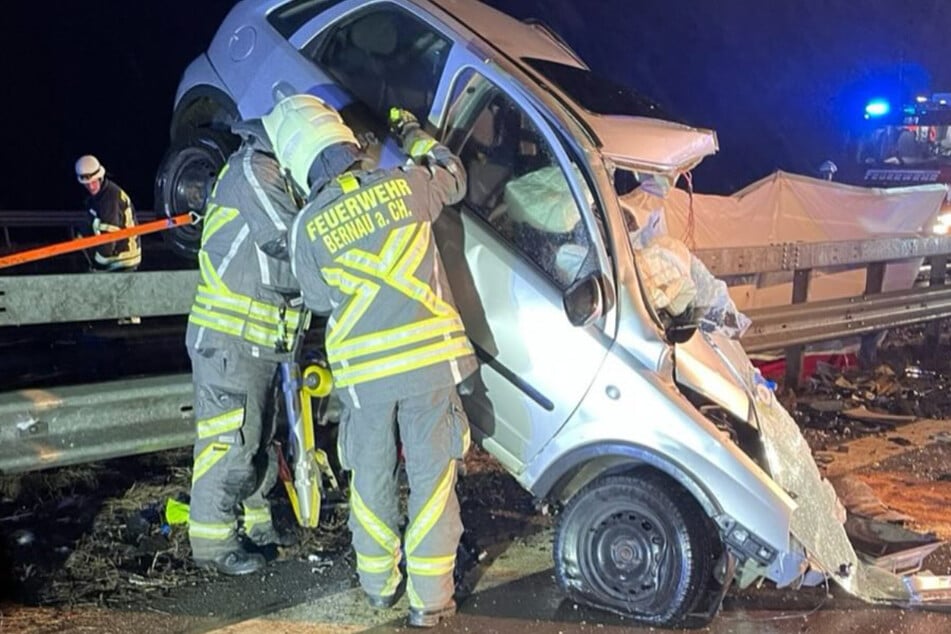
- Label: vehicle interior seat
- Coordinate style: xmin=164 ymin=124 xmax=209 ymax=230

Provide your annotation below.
xmin=462 ymin=97 xmax=519 ymax=216
xmin=329 ymin=13 xmax=399 ymax=115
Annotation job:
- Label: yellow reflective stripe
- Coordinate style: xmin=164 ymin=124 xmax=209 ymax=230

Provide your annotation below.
xmin=329 ymin=315 xmax=465 ymax=362
xmin=243 ymin=505 xmax=272 ymax=530
xmin=243 ymin=322 xmax=291 ymax=348
xmin=336 ymin=224 xmax=414 ymax=281
xmin=332 ymin=337 xmax=472 ymax=387
xmin=407 ymin=577 xmax=423 ymax=609
xmin=405 ymin=462 xmax=455 ymax=555
xmin=323 ymin=268 xmax=379 ymax=347
xmin=385 ymin=224 xmax=453 ymax=315
xmin=350 ymin=478 xmax=401 ymax=554
xmin=188 ymin=520 xmax=235 ymax=541
xmin=409 ymin=138 xmax=437 ymax=157
xmin=196 ymin=289 xmax=301 ymax=328
xmin=189 ymin=308 xmax=244 ymax=338
xmin=406 ymin=554 xmax=455 ymax=576
xmin=199 ymin=250 xmax=228 ymax=289
xmin=202 ymin=205 xmax=239 ymax=243
xmin=357 ymin=553 xmax=398 ymax=574
xmin=337 ymin=173 xmax=359 ymax=193
xmin=192 ymin=442 xmax=229 ymax=483
xmin=197 ymin=408 xmax=244 ymax=439
xmin=195 ymin=292 xmax=301 ymax=333
xmin=209 ymin=163 xmax=231 ymax=198
xmin=248 ymin=301 xmax=302 ymax=327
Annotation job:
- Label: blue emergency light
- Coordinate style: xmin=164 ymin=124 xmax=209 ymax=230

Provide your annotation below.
xmin=864 ymin=99 xmax=891 ymax=118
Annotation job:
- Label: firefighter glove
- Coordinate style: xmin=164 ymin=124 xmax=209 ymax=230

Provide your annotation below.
xmin=388 ymin=107 xmax=420 ymax=139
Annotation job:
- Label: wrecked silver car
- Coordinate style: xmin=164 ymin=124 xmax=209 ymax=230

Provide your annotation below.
xmin=161 ymin=0 xmax=951 ymax=626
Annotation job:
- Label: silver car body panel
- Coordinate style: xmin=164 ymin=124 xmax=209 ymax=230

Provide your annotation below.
xmin=590 ymin=115 xmax=720 ymax=174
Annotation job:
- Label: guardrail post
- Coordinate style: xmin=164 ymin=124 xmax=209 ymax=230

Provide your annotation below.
xmin=785 ymin=268 xmax=811 ymax=387
xmin=859 ymin=262 xmax=886 ymax=369
xmin=925 ymin=255 xmax=948 ymax=365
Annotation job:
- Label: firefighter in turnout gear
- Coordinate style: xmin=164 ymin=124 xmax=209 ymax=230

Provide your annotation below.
xmin=183 ymin=99 xmax=353 ymax=575
xmin=282 ymin=103 xmax=476 ymax=628
xmin=75 ymin=154 xmax=141 ymax=271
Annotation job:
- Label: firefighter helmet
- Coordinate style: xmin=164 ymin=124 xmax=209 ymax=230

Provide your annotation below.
xmin=261 ymin=94 xmax=359 ymax=193
xmin=75 ymin=155 xmax=105 ymax=184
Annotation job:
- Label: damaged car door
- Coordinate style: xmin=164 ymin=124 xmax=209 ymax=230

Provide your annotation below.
xmin=434 ymin=67 xmax=613 ymax=473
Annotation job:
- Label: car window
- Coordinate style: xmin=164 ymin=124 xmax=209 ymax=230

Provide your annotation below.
xmin=305 ymin=4 xmax=451 ymax=123
xmin=267 ymin=0 xmax=348 ymax=39
xmin=445 ymin=70 xmax=594 ymax=289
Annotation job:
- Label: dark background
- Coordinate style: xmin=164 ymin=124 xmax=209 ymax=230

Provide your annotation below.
xmin=1 ymin=1 xmax=948 ymax=211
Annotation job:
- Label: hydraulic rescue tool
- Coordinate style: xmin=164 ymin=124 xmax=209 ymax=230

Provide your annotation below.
xmin=277 ymin=361 xmax=338 ymax=527
xmin=0 ymin=213 xmax=196 ymax=269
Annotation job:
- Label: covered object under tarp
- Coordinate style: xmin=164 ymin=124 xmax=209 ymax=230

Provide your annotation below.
xmin=620 ymin=171 xmax=949 ymax=309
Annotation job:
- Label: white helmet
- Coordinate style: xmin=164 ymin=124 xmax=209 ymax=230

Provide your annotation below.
xmin=261 ymin=94 xmax=359 ymax=193
xmin=75 ymin=155 xmax=105 ymax=184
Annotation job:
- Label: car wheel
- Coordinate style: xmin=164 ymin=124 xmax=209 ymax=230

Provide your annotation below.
xmin=154 ymin=127 xmax=237 ymax=259
xmin=553 ymin=472 xmax=715 ymax=627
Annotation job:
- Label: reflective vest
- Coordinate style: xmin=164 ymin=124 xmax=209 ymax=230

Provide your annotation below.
xmin=187 ymin=148 xmax=306 ymax=360
xmin=292 ymin=163 xmax=477 ymax=406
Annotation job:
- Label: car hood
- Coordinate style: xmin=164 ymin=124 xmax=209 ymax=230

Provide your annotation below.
xmin=587 ymin=114 xmax=719 ymax=175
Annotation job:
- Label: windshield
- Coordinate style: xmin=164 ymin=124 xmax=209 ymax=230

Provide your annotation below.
xmin=522 ymin=57 xmax=670 ymax=120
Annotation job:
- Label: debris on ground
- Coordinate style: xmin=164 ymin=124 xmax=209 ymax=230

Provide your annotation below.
xmin=783 ymin=350 xmax=951 ymax=451
xmin=0 ymin=449 xmax=351 ymax=608
xmin=1 ymin=444 xmax=535 ymax=611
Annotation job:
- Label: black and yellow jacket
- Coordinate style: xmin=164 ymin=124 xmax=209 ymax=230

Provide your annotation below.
xmin=186 ymin=127 xmax=305 ymax=361
xmin=290 ymin=132 xmax=476 ymax=407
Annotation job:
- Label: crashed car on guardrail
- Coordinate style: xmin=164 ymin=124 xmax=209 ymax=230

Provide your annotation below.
xmin=158 ymin=0 xmax=951 ymax=626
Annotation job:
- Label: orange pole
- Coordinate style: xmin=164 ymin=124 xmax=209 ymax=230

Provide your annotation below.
xmin=0 ymin=214 xmax=195 ymax=270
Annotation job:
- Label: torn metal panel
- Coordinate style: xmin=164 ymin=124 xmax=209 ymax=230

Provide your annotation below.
xmin=0 ymin=374 xmax=194 ymax=474
xmin=702 ymin=332 xmax=951 ymax=605
xmin=593 ymin=115 xmax=719 ymax=175
xmin=0 ymin=271 xmax=198 ymax=326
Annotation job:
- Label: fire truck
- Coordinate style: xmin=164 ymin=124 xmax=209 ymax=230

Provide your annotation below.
xmin=851 ymin=93 xmax=951 ymax=232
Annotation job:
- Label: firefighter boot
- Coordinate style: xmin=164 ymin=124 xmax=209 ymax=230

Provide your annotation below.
xmin=195 ymin=549 xmax=266 ymax=576
xmin=248 ymin=526 xmax=299 ymax=548
xmin=408 ymin=600 xmax=456 ymax=628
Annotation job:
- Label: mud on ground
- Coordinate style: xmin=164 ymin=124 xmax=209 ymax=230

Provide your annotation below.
xmin=0 ymin=445 xmax=541 ymax=617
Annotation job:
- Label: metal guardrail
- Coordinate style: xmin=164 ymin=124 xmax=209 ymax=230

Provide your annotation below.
xmin=693 ymin=235 xmax=951 ymax=383
xmin=0 ymin=270 xmax=198 ymax=326
xmin=742 ymin=284 xmax=951 ymax=352
xmin=2 ymin=231 xmax=951 ymax=473
xmin=0 ymin=374 xmax=194 ymax=474
xmin=694 ymin=235 xmax=951 ymax=278
xmin=0 ymin=209 xmax=159 ymax=227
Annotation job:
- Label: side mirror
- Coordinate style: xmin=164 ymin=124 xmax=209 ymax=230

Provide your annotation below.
xmin=563 ymin=273 xmax=604 ymax=327
xmin=664 ymin=308 xmax=700 ymax=344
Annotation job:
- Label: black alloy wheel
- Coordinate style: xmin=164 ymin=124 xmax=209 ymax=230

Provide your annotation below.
xmin=154 ymin=128 xmax=236 ymax=259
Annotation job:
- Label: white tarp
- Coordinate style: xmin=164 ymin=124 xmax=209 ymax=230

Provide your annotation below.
xmin=620 ymin=171 xmax=948 ymax=309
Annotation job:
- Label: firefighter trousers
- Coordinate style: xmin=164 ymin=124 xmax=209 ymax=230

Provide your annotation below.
xmin=338 ymin=386 xmax=470 ymax=611
xmin=187 ymin=347 xmax=280 ymax=559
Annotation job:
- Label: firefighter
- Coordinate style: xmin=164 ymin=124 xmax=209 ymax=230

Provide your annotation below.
xmin=272 ymin=100 xmax=475 ymax=628
xmin=75 ymin=154 xmax=141 ymax=271
xmin=184 ymin=98 xmax=351 ymax=575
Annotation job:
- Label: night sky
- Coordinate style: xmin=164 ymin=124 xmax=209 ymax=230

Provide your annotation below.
xmin=2 ymin=1 xmax=949 ymax=212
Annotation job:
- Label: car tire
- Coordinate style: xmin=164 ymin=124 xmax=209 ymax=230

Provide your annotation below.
xmin=553 ymin=472 xmax=715 ymax=627
xmin=154 ymin=127 xmax=237 ymax=259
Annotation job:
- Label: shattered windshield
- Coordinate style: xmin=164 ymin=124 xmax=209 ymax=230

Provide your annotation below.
xmin=522 ymin=57 xmax=670 ymax=120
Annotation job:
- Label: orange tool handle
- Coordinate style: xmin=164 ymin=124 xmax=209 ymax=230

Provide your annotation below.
xmin=0 ymin=213 xmax=195 ymax=270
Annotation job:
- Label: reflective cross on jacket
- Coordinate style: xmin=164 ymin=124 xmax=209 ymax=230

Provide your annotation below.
xmin=186 ymin=137 xmax=305 ymax=361
xmin=290 ymin=138 xmax=477 ymax=408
